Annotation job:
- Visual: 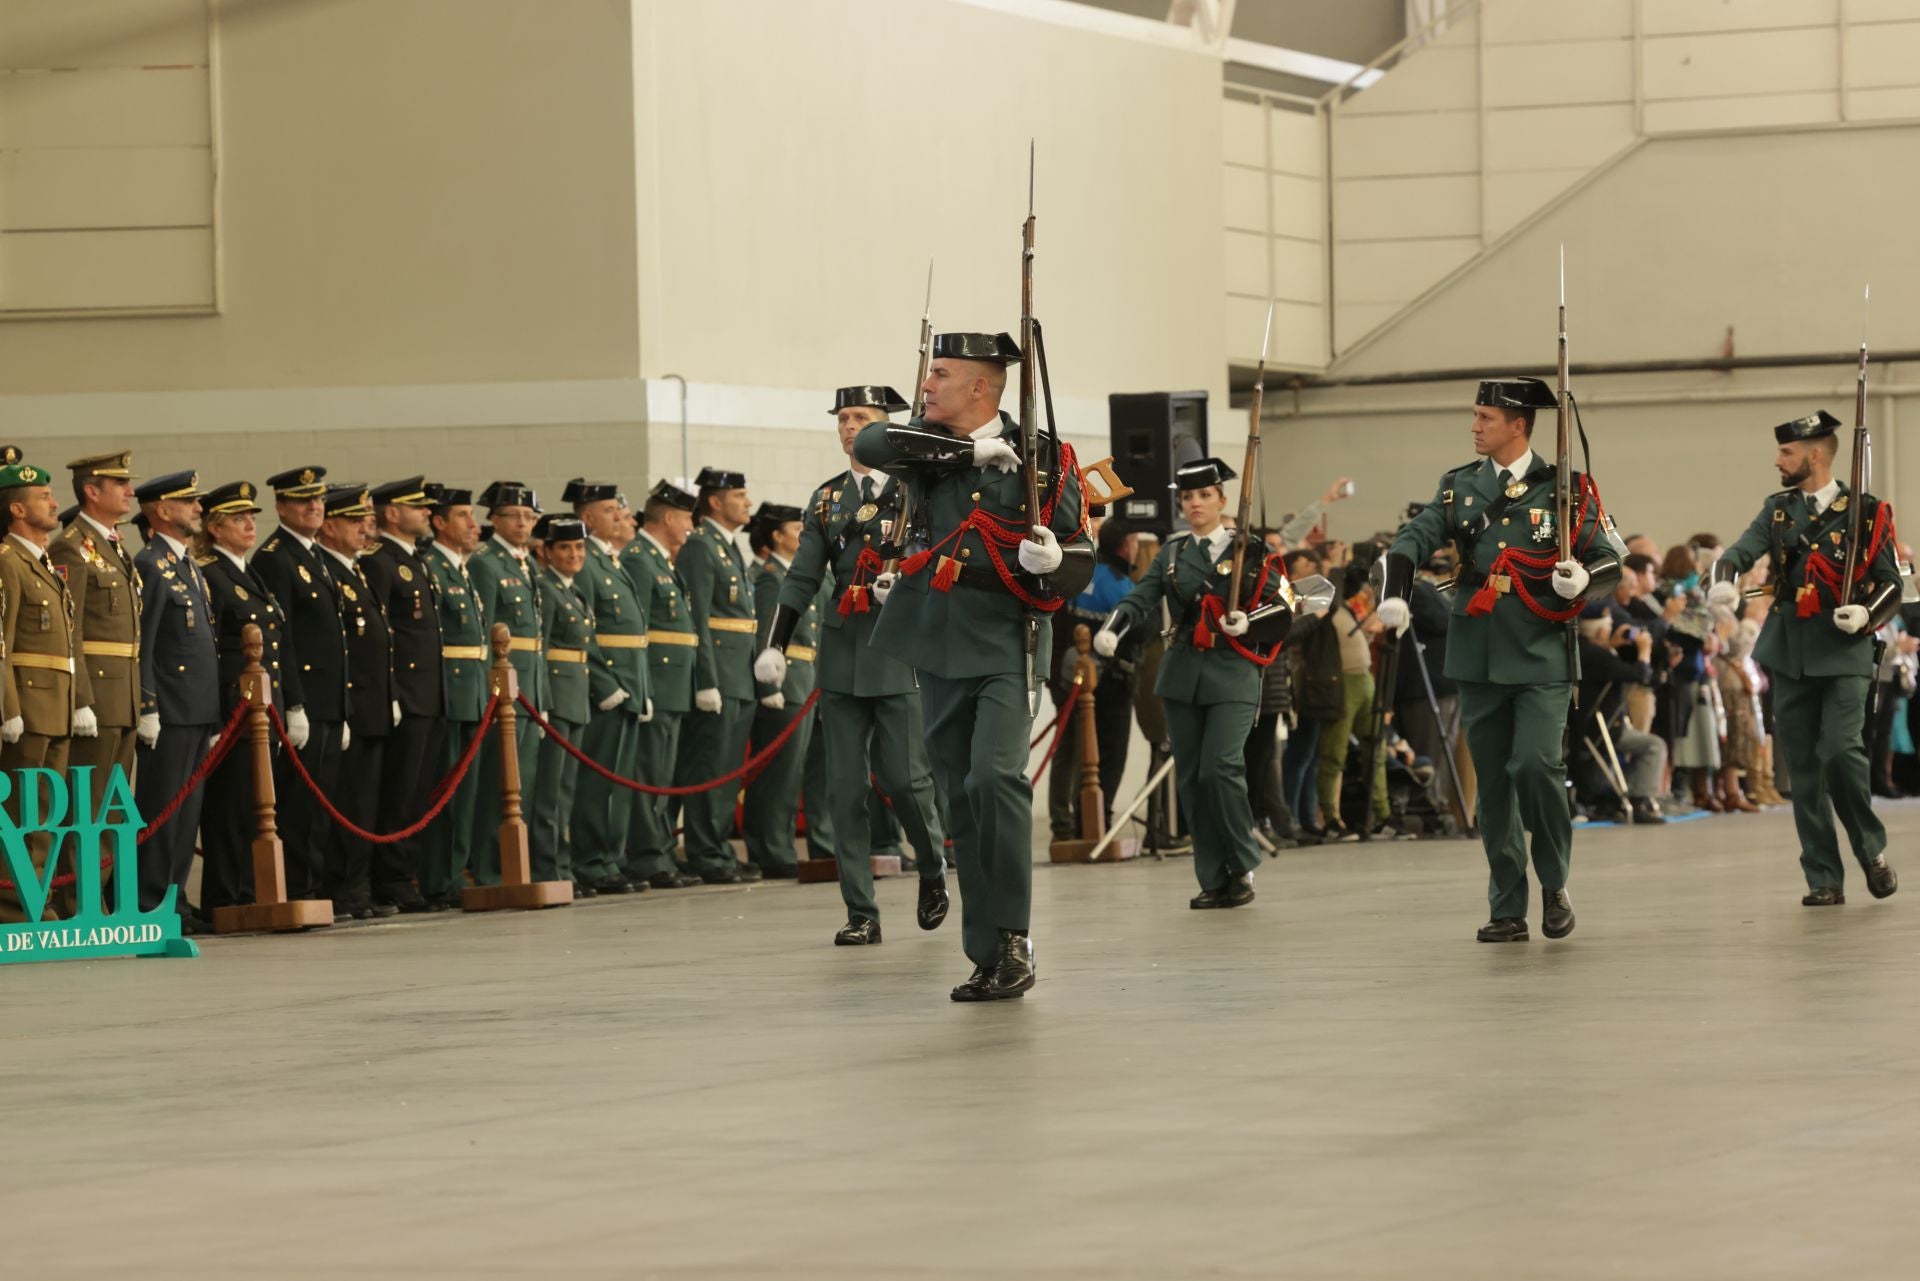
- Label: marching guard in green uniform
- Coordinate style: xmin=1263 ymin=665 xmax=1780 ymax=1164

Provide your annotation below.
xmin=564 ymin=478 xmax=652 ymax=896
xmin=854 ymin=334 xmax=1091 ymax=999
xmin=1376 ymin=378 xmax=1622 ymax=942
xmin=621 ymin=481 xmax=705 ymax=889
xmin=1707 ymin=411 xmax=1900 ymax=905
xmin=1096 ymin=458 xmax=1294 ymax=908
xmin=466 ymin=482 xmax=550 ymax=886
xmin=677 ymin=466 xmax=762 ymax=884
xmin=419 ymin=485 xmax=489 ymax=909
xmin=758 ymin=385 xmax=951 ymax=944
xmin=742 ymin=502 xmax=823 ymax=878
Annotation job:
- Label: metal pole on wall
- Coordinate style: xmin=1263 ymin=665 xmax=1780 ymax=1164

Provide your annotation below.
xmin=661 ymin=373 xmax=689 ymax=482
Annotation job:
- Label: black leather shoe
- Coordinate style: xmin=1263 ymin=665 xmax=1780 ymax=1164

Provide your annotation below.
xmin=1802 ymin=885 xmax=1846 ymax=906
xmin=368 ymin=902 xmax=401 ymax=919
xmin=950 ymin=966 xmax=994 ymax=1002
xmin=917 ymin=877 xmax=949 ymax=930
xmin=1865 ymin=857 xmax=1898 ymax=900
xmin=986 ymin=931 xmax=1035 ymax=998
xmin=1189 ymin=887 xmax=1230 ymax=910
xmin=834 ymin=917 xmax=882 ymax=946
xmin=1630 ymin=797 xmax=1667 ymax=825
xmin=759 ymin=863 xmax=800 ymax=880
xmin=1476 ymin=917 xmax=1529 ymax=942
xmin=1542 ymin=889 xmax=1575 ymax=939
xmin=593 ymin=878 xmax=636 ymax=895
xmin=735 ymin=863 xmax=764 ymax=883
xmin=1223 ymin=872 xmax=1255 ymax=907
xmin=424 ymin=896 xmax=459 ymax=912
xmin=574 ymin=884 xmax=599 ymax=899
xmin=700 ymin=866 xmax=743 ymax=885
xmin=648 ymin=869 xmax=704 ymax=890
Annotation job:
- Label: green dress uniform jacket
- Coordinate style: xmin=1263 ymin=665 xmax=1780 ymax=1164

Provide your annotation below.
xmin=568 ymin=540 xmax=647 ymax=888
xmin=675 ymin=518 xmax=758 ymax=876
xmin=1389 ymin=452 xmax=1622 ymax=924
xmin=619 ymin=530 xmax=699 ymax=880
xmin=419 ymin=542 xmax=489 ymax=904
xmin=776 ymin=470 xmax=919 ymax=696
xmin=1718 ymin=482 xmax=1900 ymax=891
xmin=533 ymin=565 xmax=600 ymax=883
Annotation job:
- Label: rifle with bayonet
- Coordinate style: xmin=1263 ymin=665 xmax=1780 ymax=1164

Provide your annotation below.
xmin=882 ymin=260 xmax=935 ymax=574
xmin=1556 ymin=244 xmax=1578 ymax=706
xmin=1842 ymin=286 xmax=1872 ymax=596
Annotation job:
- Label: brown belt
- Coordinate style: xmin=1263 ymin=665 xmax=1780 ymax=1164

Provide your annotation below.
xmin=508 ymin=636 xmax=542 ymax=653
xmin=442 ymin=645 xmax=485 ymax=660
xmin=598 ymin=634 xmax=649 ymax=649
xmin=11 ymin=653 xmax=74 ymax=673
xmin=787 ymin=644 xmax=816 ymax=663
xmin=82 ymin=640 xmax=138 ymax=659
xmin=547 ymin=647 xmax=586 ymax=664
xmin=708 ymin=617 xmax=756 ymax=635
xmin=647 ymin=630 xmax=698 ymax=647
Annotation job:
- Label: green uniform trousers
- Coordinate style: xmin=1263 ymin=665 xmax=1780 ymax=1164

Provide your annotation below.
xmin=820 ymin=689 xmax=946 ymax=922
xmin=743 ymin=699 xmax=812 ymax=872
xmin=1317 ymin=671 xmax=1389 ymax=824
xmin=1165 ymin=698 xmax=1261 ymax=891
xmin=419 ymin=718 xmax=480 ymax=903
xmin=571 ymin=708 xmax=641 ymax=886
xmin=920 ymin=671 xmax=1033 ymax=969
xmin=678 ymin=695 xmax=754 ymax=876
xmin=624 ymin=712 xmax=684 ymax=880
xmin=530 ymin=714 xmax=585 ymax=884
xmin=802 ymin=708 xmax=836 ymax=857
xmin=1772 ymin=672 xmax=1886 ymax=890
xmin=468 ymin=715 xmax=541 ymax=886
xmin=802 ymin=714 xmax=908 ymax=860
xmin=1458 ymin=679 xmax=1571 ymax=920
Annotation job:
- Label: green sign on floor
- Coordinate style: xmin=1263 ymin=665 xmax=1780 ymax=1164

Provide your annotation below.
xmin=0 ymin=766 xmax=197 ymax=964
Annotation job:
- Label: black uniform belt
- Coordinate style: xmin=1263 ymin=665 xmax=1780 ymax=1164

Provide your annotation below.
xmin=942 ymin=563 xmax=1049 ymax=600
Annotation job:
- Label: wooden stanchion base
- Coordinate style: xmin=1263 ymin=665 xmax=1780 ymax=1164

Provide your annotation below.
xmin=796 ymin=855 xmax=903 ymax=884
xmin=1049 ymin=837 xmax=1139 ymax=864
xmin=212 ymin=899 xmax=335 ymax=933
xmin=461 ymin=880 xmax=574 ymax=912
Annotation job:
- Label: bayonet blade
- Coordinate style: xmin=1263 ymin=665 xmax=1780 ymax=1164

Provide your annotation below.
xmin=1559 ymin=242 xmax=1566 ymax=307
xmin=1028 ymin=139 xmax=1035 ymax=215
xmin=923 ymin=259 xmax=934 ymax=317
xmin=1259 ymin=300 xmax=1274 ymax=368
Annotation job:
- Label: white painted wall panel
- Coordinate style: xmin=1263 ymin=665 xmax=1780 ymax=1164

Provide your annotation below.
xmin=1642 ymin=29 xmax=1839 ymax=100
xmin=1843 ymin=20 xmax=1920 ymax=87
xmin=1270 ymin=235 xmax=1323 ymax=305
xmin=0 ymin=146 xmax=210 ymax=230
xmin=0 ymin=66 xmax=208 ymax=148
xmin=1336 ymin=237 xmax=1477 ymax=304
xmin=1332 ymin=110 xmax=1478 ymax=177
xmin=1222 ymin=228 xmax=1267 ymax=297
xmin=0 ymin=0 xmax=206 ymax=69
xmin=1485 ymin=103 xmax=1635 ymax=170
xmin=1221 ymin=96 xmax=1264 ymax=167
xmin=1482 ymin=39 xmax=1632 ymax=108
xmin=1334 ymin=174 xmax=1478 ymax=240
xmin=1483 ymin=0 xmax=1633 ymax=43
xmin=1847 ymin=84 xmax=1920 ymax=118
xmin=1221 ymin=163 xmax=1265 ymax=232
xmin=1849 ymin=0 xmax=1920 ymax=20
xmin=1483 ymin=168 xmax=1583 ymax=241
xmin=1642 ymin=0 xmax=1838 ymax=35
xmin=1336 ymin=19 xmax=1478 ymax=116
xmin=1227 ymin=293 xmax=1325 ymax=367
xmin=1270 ymin=172 xmax=1323 ymax=241
xmin=0 ymin=227 xmax=211 ymax=311
xmin=1644 ymin=91 xmax=1841 ymax=132
xmin=1268 ymin=105 xmax=1323 ymax=177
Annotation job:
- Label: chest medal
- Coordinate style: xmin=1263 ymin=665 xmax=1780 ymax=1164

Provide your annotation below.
xmin=1505 ymin=480 xmax=1528 ymax=500
xmin=855 ymin=503 xmax=879 ymax=524
xmin=1531 ymin=509 xmax=1554 ymax=544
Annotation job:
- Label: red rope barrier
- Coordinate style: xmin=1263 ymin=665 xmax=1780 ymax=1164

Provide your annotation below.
xmin=1028 ymin=683 xmax=1079 ymax=787
xmin=267 ymin=697 xmax=499 ymax=844
xmin=517 ymin=690 xmax=819 ymax=795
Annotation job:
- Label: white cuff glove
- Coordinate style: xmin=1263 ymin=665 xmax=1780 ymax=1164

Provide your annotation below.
xmin=137 ymin=711 xmax=161 ymax=749
xmin=2 ymin=716 xmax=23 ymax=745
xmin=340 ymin=723 xmax=352 ymax=752
xmin=598 ymin=688 xmax=631 ymax=712
xmin=209 ymin=732 xmax=220 ymax=750
xmin=1834 ymin=604 xmax=1869 ymax=634
xmin=971 ymin=436 xmax=1020 ymax=473
xmin=872 ymin=571 xmax=896 ymax=604
xmin=391 ymin=700 xmax=403 ymax=728
xmin=72 ymin=705 xmax=99 ymax=739
xmin=1093 ymin=627 xmax=1119 ymax=658
xmin=1551 ymin=560 xmax=1590 ymax=601
xmin=1374 ymin=597 xmax=1411 ymax=636
xmin=635 ymin=697 xmax=654 ymax=724
xmin=760 ymin=692 xmax=785 ymax=709
xmin=287 ymin=706 xmax=311 ymax=751
xmin=1220 ymin=610 xmax=1250 ymax=637
xmin=1705 ymin=580 xmax=1741 ymax=611
xmin=1017 ymin=526 xmax=1063 ymax=575
xmin=753 ymin=647 xmax=788 ymax=688
xmin=694 ymin=687 xmax=723 ymax=714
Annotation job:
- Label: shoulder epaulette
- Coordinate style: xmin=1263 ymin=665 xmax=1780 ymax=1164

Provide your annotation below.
xmin=1166 ymin=530 xmax=1193 ymax=545
xmin=194 ymin=554 xmax=216 ymax=567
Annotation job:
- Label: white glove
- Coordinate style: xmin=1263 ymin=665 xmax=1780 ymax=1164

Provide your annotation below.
xmin=1221 ymin=610 xmax=1250 ymax=637
xmin=391 ymin=700 xmax=403 ymax=728
xmin=1 ymin=716 xmax=21 ymax=745
xmin=597 ymin=688 xmax=630 ymax=712
xmin=753 ymin=647 xmax=788 ymax=687
xmin=1551 ymin=560 xmax=1590 ymax=600
xmin=1834 ymin=604 xmax=1869 ymax=634
xmin=209 ymin=732 xmax=220 ymax=750
xmin=872 ymin=571 xmax=896 ymax=604
xmin=694 ymin=687 xmax=723 ymax=714
xmin=1093 ymin=627 xmax=1119 ymax=658
xmin=287 ymin=706 xmax=311 ymax=751
xmin=760 ymin=692 xmax=785 ymax=709
xmin=1374 ymin=597 xmax=1411 ymax=636
xmin=137 ymin=711 xmax=161 ymax=749
xmin=971 ymin=436 xmax=1020 ymax=473
xmin=1017 ymin=526 xmax=1063 ymax=575
xmin=1705 ymin=580 xmax=1740 ymax=611
xmin=635 ymin=697 xmax=654 ymax=724
xmin=340 ymin=723 xmax=352 ymax=753
xmin=72 ymin=705 xmax=99 ymax=738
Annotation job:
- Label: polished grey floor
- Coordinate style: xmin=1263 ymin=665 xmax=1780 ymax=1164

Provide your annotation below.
xmin=7 ymin=806 xmax=1920 ymax=1279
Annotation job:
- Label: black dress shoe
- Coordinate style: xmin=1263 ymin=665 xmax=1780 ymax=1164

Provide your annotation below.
xmin=593 ymin=878 xmax=636 ymax=895
xmin=1189 ymin=887 xmax=1230 ymax=910
xmin=1802 ymin=885 xmax=1846 ymax=906
xmin=574 ymin=884 xmax=599 ymax=899
xmin=986 ymin=931 xmax=1036 ymax=998
xmin=834 ymin=917 xmax=882 ymax=946
xmin=1630 ymin=797 xmax=1667 ymax=825
xmin=352 ymin=904 xmax=378 ymax=920
xmin=950 ymin=966 xmax=995 ymax=1002
xmin=1865 ymin=857 xmax=1898 ymax=899
xmin=368 ymin=902 xmax=401 ymax=919
xmin=1542 ymin=889 xmax=1575 ymax=939
xmin=1223 ymin=872 xmax=1255 ymax=907
xmin=424 ymin=896 xmax=459 ymax=913
xmin=917 ymin=877 xmax=949 ymax=930
xmin=700 ymin=866 xmax=743 ymax=885
xmin=735 ymin=863 xmax=765 ymax=883
xmin=1476 ymin=917 xmax=1529 ymax=942
xmin=759 ymin=863 xmax=800 ymax=880
xmin=648 ymin=869 xmax=704 ymax=890
xmin=391 ymin=897 xmax=433 ymax=914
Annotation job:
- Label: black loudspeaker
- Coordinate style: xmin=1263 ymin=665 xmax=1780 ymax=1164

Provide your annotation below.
xmin=1106 ymin=391 xmax=1208 ymax=536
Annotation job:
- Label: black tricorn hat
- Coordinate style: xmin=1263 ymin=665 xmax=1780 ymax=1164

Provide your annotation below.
xmin=753 ymin=502 xmax=803 ymax=526
xmin=831 ymin=385 xmax=910 ymax=415
xmin=645 ymin=479 xmax=697 ymax=513
xmin=534 ymin=514 xmax=586 ymax=543
xmin=695 ymin=466 xmax=747 ymax=491
xmin=427 ymin=483 xmax=474 ymax=509
xmin=932 ymin=332 xmax=1023 ymax=365
xmin=203 ymin=480 xmax=263 ymax=516
xmin=1775 ymin=410 xmax=1842 ymax=444
xmin=562 ymin=477 xmax=618 ymax=505
xmin=265 ymin=465 xmax=328 ymax=498
xmin=1475 ymin=378 xmax=1558 ymax=411
xmin=1172 ymin=457 xmax=1238 ymax=492
xmin=481 ymin=481 xmax=540 ymax=511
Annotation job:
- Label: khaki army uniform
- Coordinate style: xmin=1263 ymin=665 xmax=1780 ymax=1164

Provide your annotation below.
xmin=0 ymin=530 xmax=78 ymax=923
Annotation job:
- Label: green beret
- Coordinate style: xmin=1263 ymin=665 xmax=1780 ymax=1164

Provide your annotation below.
xmin=0 ymin=461 xmax=52 ymax=489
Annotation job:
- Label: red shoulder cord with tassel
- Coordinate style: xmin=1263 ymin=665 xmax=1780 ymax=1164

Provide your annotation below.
xmin=1189 ymin=552 xmax=1290 ymax=668
xmin=1464 ymin=473 xmax=1606 ymax=623
xmin=1798 ymin=499 xmax=1897 ymax=618
xmin=898 ymin=441 xmax=1086 ymax=611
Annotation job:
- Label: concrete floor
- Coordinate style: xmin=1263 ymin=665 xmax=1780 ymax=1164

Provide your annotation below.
xmin=7 ymin=806 xmax=1920 ymax=1280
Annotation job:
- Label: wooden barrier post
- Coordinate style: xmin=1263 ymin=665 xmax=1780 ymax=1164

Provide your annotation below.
xmin=1050 ymin=624 xmax=1137 ymax=864
xmin=212 ymin=624 xmax=334 ymax=932
xmin=463 ymin=623 xmax=573 ymax=911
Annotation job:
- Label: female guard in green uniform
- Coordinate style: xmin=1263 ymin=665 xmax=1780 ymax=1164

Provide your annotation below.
xmin=1096 ymin=458 xmax=1295 ymax=908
